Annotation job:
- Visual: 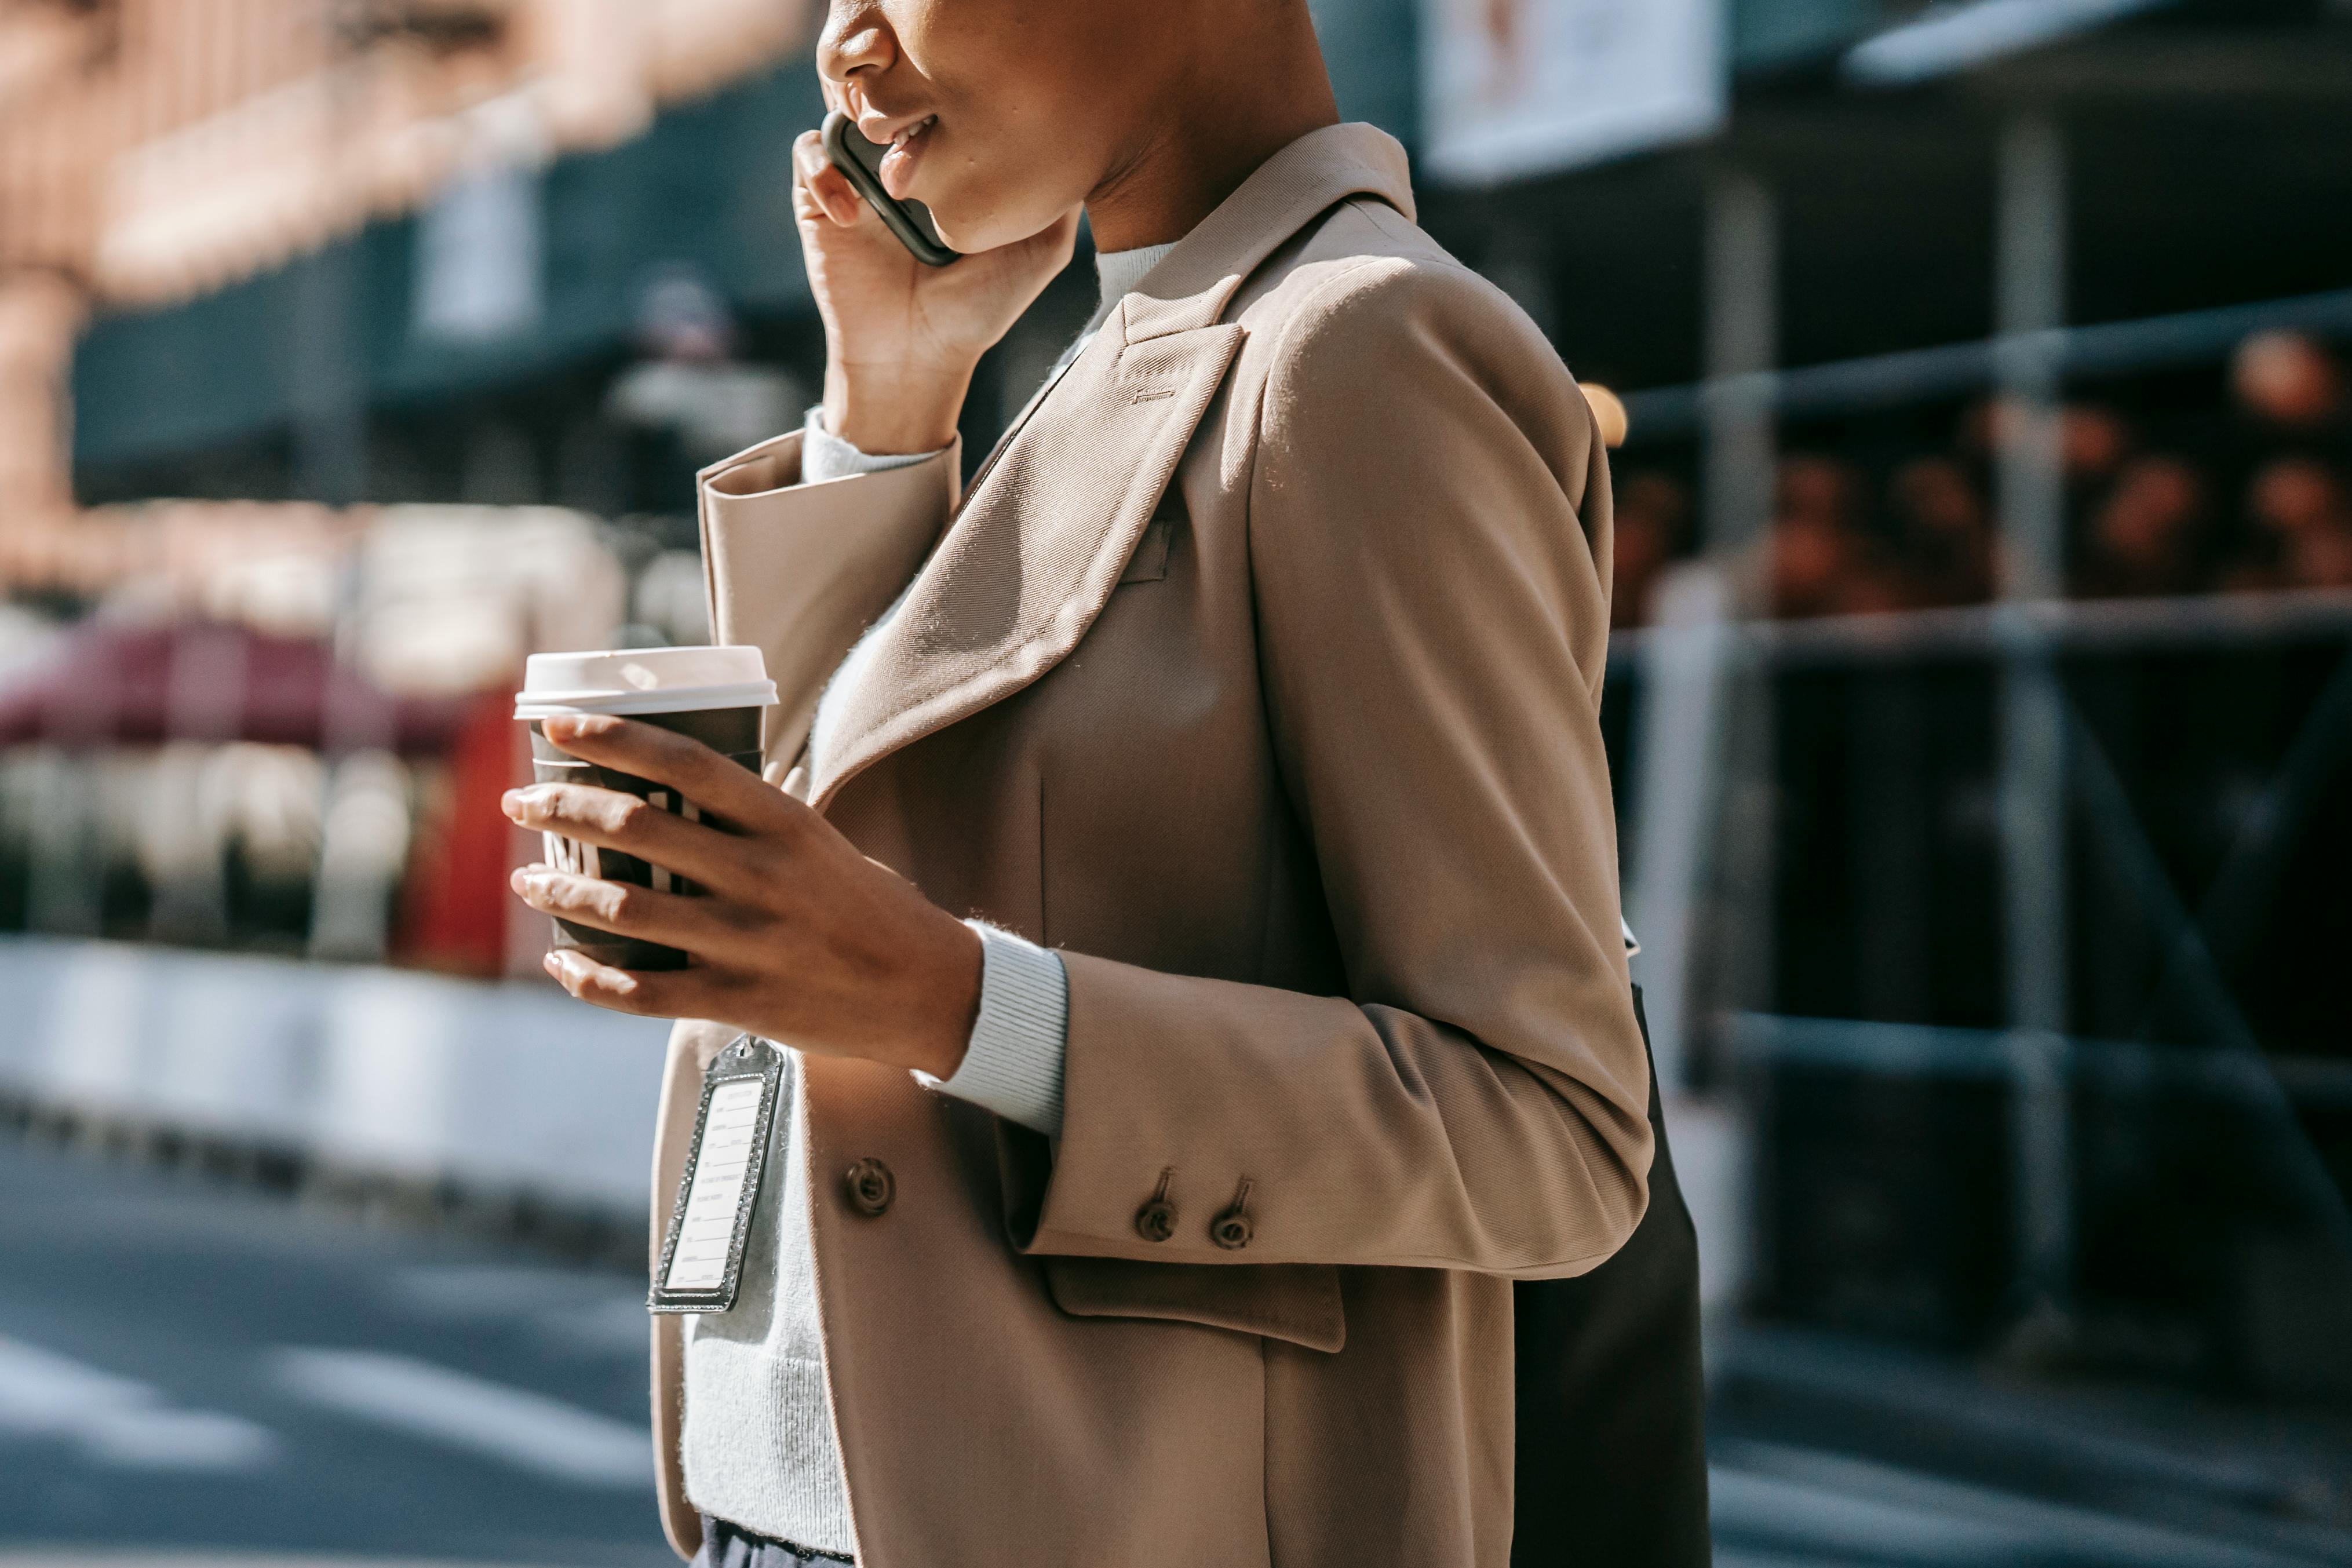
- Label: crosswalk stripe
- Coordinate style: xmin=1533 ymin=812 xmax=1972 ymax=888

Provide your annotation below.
xmin=268 ymin=1347 xmax=649 ymax=1489
xmin=0 ymin=1333 xmax=278 ymax=1472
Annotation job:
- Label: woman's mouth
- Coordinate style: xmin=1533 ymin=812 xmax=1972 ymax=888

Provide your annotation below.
xmin=878 ymin=116 xmax=937 ymax=199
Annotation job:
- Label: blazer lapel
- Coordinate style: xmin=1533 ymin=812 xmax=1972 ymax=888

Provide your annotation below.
xmin=809 ymin=301 xmax=1244 ymax=811
xmin=805 ymin=122 xmax=1419 ymax=813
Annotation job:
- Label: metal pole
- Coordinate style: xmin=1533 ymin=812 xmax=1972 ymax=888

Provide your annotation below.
xmin=1704 ymin=170 xmax=1781 ymax=1046
xmin=1995 ymin=111 xmax=2074 ymax=1319
xmin=1633 ymin=170 xmax=1780 ymax=1086
xmin=293 ymin=13 xmax=368 ymax=507
xmin=1702 ymin=172 xmax=1778 ymax=563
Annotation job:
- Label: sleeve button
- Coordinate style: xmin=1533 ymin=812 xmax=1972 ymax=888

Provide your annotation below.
xmin=1135 ymin=1199 xmax=1178 ymax=1243
xmin=1210 ymin=1208 xmax=1253 ymax=1250
xmin=844 ymin=1157 xmax=895 ymax=1217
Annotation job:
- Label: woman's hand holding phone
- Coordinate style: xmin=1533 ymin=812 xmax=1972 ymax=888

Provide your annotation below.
xmin=791 ymin=126 xmax=1078 ymax=457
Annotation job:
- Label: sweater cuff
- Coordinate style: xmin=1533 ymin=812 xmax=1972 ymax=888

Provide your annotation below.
xmin=913 ymin=922 xmax=1069 ymax=1136
xmin=800 ymin=405 xmax=950 ymax=484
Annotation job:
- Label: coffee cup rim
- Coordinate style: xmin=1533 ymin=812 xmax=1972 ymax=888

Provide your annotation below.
xmin=515 ymin=680 xmax=776 ymax=720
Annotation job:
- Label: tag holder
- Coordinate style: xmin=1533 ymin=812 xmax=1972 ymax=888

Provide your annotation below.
xmin=650 ymin=1034 xmax=783 ymax=1314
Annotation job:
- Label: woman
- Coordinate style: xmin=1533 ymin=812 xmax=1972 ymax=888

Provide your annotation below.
xmin=503 ymin=0 xmax=1704 ymax=1562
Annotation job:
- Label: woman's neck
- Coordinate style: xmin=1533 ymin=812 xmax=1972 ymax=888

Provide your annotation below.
xmin=1081 ymin=13 xmax=1340 ymax=254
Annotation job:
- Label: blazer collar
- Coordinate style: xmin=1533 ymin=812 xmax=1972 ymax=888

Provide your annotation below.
xmin=807 ymin=123 xmax=1416 ymax=813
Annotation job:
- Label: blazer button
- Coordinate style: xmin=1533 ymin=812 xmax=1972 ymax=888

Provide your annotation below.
xmin=1135 ymin=1199 xmax=1177 ymax=1244
xmin=843 ymin=1158 xmax=895 ymax=1217
xmin=1210 ymin=1208 xmax=1253 ymax=1250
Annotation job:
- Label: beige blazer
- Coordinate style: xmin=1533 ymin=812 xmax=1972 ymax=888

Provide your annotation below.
xmin=654 ymin=123 xmax=1651 ymax=1568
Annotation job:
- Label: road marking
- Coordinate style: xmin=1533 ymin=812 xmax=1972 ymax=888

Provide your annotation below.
xmin=268 ymin=1347 xmax=650 ymax=1489
xmin=385 ymin=1266 xmax=649 ymax=1354
xmin=0 ymin=1333 xmax=278 ymax=1472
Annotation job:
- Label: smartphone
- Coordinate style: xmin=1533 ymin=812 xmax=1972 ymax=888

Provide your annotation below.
xmin=821 ymin=110 xmax=958 ymax=268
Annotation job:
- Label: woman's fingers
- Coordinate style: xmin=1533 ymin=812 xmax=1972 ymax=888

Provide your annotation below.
xmin=792 ymin=128 xmax=861 ymax=227
xmin=501 ymin=778 xmax=763 ymax=895
xmin=541 ymin=715 xmax=795 ymax=833
xmin=511 ymin=865 xmax=745 ymax=953
xmin=542 ymin=949 xmax=718 ymax=1019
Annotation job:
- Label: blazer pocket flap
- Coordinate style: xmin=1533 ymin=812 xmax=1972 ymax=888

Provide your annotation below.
xmin=1043 ymin=1255 xmax=1345 ymax=1353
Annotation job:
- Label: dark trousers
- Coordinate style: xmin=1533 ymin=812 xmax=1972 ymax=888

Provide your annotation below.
xmin=1510 ymin=986 xmax=1714 ymax=1566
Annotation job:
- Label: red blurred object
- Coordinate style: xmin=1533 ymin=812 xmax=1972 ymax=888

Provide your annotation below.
xmin=393 ymin=687 xmax=529 ymax=976
xmin=0 ymin=619 xmax=468 ymax=752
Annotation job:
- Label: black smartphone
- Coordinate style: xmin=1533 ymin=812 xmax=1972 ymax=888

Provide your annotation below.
xmin=821 ymin=109 xmax=958 ymax=268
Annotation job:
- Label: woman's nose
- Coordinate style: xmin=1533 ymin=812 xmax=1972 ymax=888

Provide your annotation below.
xmin=817 ymin=3 xmax=895 ymax=96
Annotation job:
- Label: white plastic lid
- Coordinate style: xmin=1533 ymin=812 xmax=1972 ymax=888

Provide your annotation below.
xmin=514 ymin=646 xmax=778 ymax=719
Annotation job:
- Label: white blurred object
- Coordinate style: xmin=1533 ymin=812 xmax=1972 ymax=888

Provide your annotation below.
xmin=1621 ymin=559 xmax=1756 ymax=1336
xmin=0 ymin=935 xmax=669 ymax=1216
xmin=354 ymin=506 xmax=628 ymax=697
xmin=1662 ymin=1091 xmax=1751 ymax=1332
xmin=216 ymin=745 xmax=329 ymax=888
xmin=1627 ymin=560 xmax=1735 ymax=1089
xmin=635 ymin=549 xmax=714 ymax=646
xmin=309 ymin=752 xmax=414 ymax=963
xmin=0 ymin=603 xmax=59 ymax=683
xmin=412 ymin=95 xmax=550 ymax=345
xmin=199 ymin=550 xmax=342 ymax=639
xmin=607 ymin=360 xmax=801 ymax=464
xmin=138 ymin=743 xmax=230 ymax=946
xmin=1422 ymin=0 xmax=1726 ymax=184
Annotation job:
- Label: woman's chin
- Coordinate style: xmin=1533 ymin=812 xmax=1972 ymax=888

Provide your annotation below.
xmin=925 ymin=195 xmax=1067 ymax=259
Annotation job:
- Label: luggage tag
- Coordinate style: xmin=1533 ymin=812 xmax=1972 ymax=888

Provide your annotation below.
xmin=650 ymin=1035 xmax=783 ymax=1314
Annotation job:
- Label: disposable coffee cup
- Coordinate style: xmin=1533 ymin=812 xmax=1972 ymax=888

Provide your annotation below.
xmin=515 ymin=647 xmax=778 ymax=972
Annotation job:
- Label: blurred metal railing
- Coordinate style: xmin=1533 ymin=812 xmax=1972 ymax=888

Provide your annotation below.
xmin=1620 ymin=285 xmax=2352 ymax=442
xmin=1616 ymin=583 xmax=2352 ymax=1352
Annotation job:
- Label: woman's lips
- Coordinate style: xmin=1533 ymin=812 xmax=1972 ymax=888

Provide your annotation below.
xmin=877 ymin=116 xmax=936 ymax=200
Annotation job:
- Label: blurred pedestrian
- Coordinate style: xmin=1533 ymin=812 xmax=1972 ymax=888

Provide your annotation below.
xmin=2078 ymin=454 xmax=2211 ymax=599
xmin=2225 ymin=454 xmax=2352 ymax=591
xmin=502 ymin=2 xmax=1705 ymax=1566
xmin=1887 ymin=456 xmax=1994 ymax=608
xmin=2233 ymin=329 xmax=2346 ymax=439
xmin=604 ymin=268 xmax=805 ymax=515
xmin=1611 ymin=471 xmax=1693 ymax=628
xmin=1769 ymin=454 xmax=1903 ymax=617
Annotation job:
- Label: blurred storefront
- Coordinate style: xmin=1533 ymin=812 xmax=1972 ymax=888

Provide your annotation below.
xmin=0 ymin=0 xmax=810 ymax=980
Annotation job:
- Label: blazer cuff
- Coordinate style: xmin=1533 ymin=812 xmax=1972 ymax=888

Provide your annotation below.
xmin=800 ymin=405 xmax=952 ymax=485
xmin=914 ymin=922 xmax=1069 ymax=1136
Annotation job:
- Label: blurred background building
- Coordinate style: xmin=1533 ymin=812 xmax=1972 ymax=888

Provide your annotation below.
xmin=2 ymin=2 xmax=2349 ymax=1565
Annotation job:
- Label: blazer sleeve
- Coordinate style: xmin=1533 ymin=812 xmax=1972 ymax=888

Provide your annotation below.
xmin=698 ymin=428 xmax=962 ymax=772
xmin=1016 ymin=260 xmax=1652 ymax=1278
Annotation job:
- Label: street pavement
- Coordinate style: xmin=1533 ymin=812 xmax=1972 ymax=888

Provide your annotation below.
xmin=0 ymin=1136 xmax=671 ymax=1567
xmin=3 ymin=1133 xmax=2349 ymax=1568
